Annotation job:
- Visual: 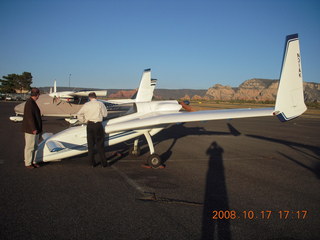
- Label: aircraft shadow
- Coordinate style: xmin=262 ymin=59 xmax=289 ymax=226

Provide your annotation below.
xmin=42 ymin=122 xmax=241 ymax=167
xmin=201 ymin=141 xmax=231 ymax=240
xmin=137 ymin=122 xmax=241 ymax=164
xmin=246 ymin=134 xmax=320 ymax=179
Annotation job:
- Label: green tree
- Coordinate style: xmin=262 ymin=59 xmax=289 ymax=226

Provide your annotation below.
xmin=0 ymin=72 xmax=33 ymax=93
xmin=0 ymin=74 xmax=16 ymax=93
xmin=15 ymin=72 xmax=33 ymax=93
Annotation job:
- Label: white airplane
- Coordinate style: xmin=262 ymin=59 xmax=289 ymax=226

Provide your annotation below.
xmin=49 ymin=80 xmax=108 ymax=103
xmin=9 ymin=70 xmax=157 ymax=122
xmin=34 ymin=34 xmax=306 ymax=168
xmin=9 ymin=82 xmax=107 ymax=122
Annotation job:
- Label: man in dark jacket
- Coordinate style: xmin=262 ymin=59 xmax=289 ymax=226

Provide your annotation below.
xmin=22 ymin=88 xmax=42 ymax=169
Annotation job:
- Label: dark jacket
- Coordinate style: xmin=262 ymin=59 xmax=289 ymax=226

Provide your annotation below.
xmin=22 ymin=97 xmax=42 ymax=134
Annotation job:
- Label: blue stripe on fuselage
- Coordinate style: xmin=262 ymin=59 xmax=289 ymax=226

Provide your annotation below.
xmin=106 ymin=130 xmax=137 ymax=141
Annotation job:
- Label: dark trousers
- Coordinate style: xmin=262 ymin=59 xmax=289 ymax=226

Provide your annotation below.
xmin=87 ymin=122 xmax=107 ymax=165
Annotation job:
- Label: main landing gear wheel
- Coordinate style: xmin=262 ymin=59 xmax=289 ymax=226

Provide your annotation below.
xmin=129 ymin=146 xmax=141 ymax=157
xmin=147 ymin=154 xmax=162 ymax=169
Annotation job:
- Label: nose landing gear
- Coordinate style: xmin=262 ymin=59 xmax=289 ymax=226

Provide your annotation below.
xmin=130 ymin=132 xmax=165 ymax=169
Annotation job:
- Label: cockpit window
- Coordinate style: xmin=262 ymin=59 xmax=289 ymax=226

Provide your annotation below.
xmin=103 ymin=102 xmax=137 ymax=119
xmin=72 ymin=96 xmax=89 ymax=105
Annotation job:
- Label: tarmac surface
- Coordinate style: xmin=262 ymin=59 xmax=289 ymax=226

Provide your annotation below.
xmin=1 ymin=101 xmax=320 ymax=240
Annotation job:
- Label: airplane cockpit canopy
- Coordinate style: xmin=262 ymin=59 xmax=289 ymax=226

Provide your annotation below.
xmin=103 ymin=102 xmax=136 ymax=119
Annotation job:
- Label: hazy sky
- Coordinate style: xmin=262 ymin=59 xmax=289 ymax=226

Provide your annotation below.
xmin=1 ymin=0 xmax=319 ymax=89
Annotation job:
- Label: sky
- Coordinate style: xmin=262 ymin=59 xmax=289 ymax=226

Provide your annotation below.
xmin=1 ymin=0 xmax=319 ymax=89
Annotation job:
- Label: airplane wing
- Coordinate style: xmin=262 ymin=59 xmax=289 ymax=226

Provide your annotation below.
xmin=102 ymin=99 xmax=135 ymax=104
xmin=105 ymin=106 xmax=274 ymax=133
xmin=71 ymin=90 xmax=107 ymax=97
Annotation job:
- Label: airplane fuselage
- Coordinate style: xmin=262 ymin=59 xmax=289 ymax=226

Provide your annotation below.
xmin=14 ymin=94 xmax=85 ymax=117
xmin=34 ymin=100 xmax=180 ymax=162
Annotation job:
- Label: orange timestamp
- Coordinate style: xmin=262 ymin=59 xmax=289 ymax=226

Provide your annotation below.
xmin=212 ymin=210 xmax=308 ymax=220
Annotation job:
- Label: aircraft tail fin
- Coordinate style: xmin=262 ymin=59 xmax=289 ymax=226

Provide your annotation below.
xmin=274 ymin=34 xmax=307 ymax=121
xmin=54 ymin=80 xmax=57 ymax=93
xmin=134 ymin=69 xmax=157 ymax=102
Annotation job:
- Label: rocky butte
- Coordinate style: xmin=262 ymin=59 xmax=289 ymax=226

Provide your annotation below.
xmin=40 ymin=79 xmax=319 ymax=103
xmin=205 ymin=79 xmax=320 ymax=103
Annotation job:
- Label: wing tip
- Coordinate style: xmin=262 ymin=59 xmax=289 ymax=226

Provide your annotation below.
xmin=286 ymin=33 xmax=299 ymax=42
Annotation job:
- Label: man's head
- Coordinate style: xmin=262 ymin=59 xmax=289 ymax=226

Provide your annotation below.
xmin=88 ymin=92 xmax=97 ymax=100
xmin=30 ymin=88 xmax=40 ymax=100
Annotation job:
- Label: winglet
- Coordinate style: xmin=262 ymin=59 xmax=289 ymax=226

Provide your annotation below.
xmin=54 ymin=80 xmax=57 ymax=93
xmin=134 ymin=69 xmax=157 ymax=102
xmin=274 ymin=34 xmax=307 ymax=122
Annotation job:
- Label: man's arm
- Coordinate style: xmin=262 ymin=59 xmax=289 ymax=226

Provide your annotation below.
xmin=27 ymin=100 xmax=37 ymax=133
xmin=77 ymin=105 xmax=86 ymax=123
xmin=101 ymin=102 xmax=108 ymax=118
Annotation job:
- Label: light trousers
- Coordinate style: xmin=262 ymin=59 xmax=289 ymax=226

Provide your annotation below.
xmin=24 ymin=133 xmax=39 ymax=166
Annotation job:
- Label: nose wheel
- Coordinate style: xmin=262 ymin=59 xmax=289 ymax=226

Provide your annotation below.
xmin=130 ymin=132 xmax=164 ymax=169
xmin=143 ymin=132 xmax=164 ymax=169
xmin=147 ymin=154 xmax=162 ymax=169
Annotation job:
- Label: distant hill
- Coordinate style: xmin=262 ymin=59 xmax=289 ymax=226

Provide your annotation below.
xmin=39 ymin=79 xmax=320 ymax=103
xmin=205 ymin=79 xmax=320 ymax=103
xmin=154 ymin=89 xmax=207 ymax=100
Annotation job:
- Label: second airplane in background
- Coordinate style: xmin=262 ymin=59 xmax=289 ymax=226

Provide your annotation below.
xmin=9 ymin=70 xmax=157 ymax=122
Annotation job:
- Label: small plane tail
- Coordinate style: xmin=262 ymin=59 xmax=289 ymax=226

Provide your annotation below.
xmin=105 ymin=69 xmax=156 ymax=105
xmin=54 ymin=80 xmax=57 ymax=93
xmin=274 ymin=34 xmax=307 ymax=121
xmin=134 ymin=69 xmax=157 ymax=102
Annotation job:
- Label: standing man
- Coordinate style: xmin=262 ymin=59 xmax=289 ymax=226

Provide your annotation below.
xmin=22 ymin=88 xmax=42 ymax=169
xmin=77 ymin=92 xmax=108 ymax=167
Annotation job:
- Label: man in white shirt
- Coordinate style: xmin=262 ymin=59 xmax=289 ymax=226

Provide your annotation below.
xmin=77 ymin=92 xmax=108 ymax=167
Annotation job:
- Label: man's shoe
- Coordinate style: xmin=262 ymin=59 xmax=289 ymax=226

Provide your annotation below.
xmin=112 ymin=151 xmax=122 ymax=157
xmin=26 ymin=165 xmax=35 ymax=169
xmin=102 ymin=161 xmax=110 ymax=168
xmin=33 ymin=163 xmax=40 ymax=168
xmin=92 ymin=162 xmax=99 ymax=168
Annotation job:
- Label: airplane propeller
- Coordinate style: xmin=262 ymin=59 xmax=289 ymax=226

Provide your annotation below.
xmin=52 ymin=96 xmax=64 ymax=106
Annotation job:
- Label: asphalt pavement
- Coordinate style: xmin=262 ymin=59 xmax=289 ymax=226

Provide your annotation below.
xmin=1 ymin=101 xmax=319 ymax=240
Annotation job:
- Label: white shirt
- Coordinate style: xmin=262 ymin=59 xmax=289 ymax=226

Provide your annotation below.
xmin=77 ymin=99 xmax=108 ymax=123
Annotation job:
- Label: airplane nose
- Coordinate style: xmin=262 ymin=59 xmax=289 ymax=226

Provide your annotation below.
xmin=14 ymin=102 xmax=25 ymax=115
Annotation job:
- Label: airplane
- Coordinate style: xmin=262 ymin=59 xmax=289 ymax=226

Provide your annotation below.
xmin=34 ymin=34 xmax=307 ymax=168
xmin=9 ymin=70 xmax=157 ymax=122
xmin=49 ymin=80 xmax=108 ymax=103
